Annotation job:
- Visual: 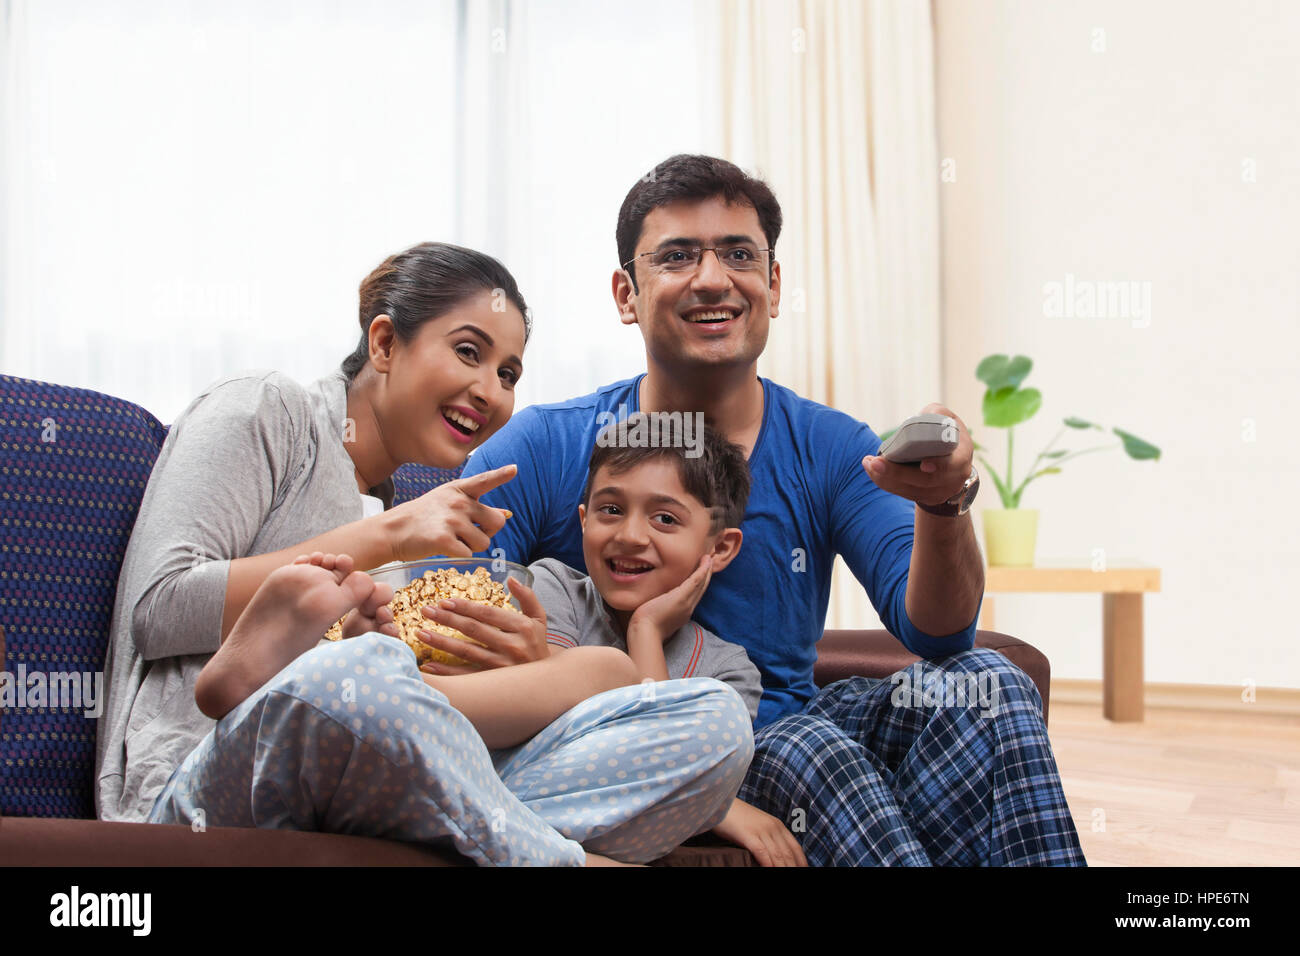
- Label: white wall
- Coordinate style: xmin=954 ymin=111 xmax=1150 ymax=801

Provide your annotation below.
xmin=934 ymin=0 xmax=1300 ymax=688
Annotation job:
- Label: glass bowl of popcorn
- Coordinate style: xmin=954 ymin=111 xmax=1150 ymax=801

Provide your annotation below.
xmin=326 ymin=557 xmax=534 ymax=666
xmin=370 ymin=557 xmax=533 ymax=607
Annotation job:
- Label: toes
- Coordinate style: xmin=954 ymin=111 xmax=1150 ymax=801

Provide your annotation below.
xmin=360 ymin=583 xmax=394 ymax=616
xmin=340 ymin=570 xmax=375 ymax=605
xmin=320 ymin=553 xmax=355 ymax=581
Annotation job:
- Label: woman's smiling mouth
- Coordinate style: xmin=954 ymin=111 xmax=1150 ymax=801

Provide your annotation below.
xmin=440 ymin=406 xmax=483 ymax=443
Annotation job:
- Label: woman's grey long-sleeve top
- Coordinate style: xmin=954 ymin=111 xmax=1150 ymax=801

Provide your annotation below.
xmin=94 ymin=368 xmax=392 ymax=821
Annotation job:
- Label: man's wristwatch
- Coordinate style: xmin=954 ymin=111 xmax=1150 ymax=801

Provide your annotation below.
xmin=917 ymin=467 xmax=980 ymax=518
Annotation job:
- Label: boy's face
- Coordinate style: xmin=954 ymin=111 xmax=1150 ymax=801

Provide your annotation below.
xmin=579 ymin=458 xmax=736 ymax=615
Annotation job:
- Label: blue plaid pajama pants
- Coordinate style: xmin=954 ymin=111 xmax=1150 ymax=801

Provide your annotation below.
xmin=737 ymin=647 xmax=1086 ymax=866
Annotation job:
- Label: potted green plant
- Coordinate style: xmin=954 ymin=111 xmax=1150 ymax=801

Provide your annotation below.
xmin=877 ymin=354 xmax=1161 ymax=566
xmin=976 ymin=353 xmax=1161 ymax=565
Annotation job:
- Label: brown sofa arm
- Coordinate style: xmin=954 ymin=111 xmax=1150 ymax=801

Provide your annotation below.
xmin=0 ymin=817 xmax=461 ymax=866
xmin=813 ymin=629 xmax=1050 ymax=725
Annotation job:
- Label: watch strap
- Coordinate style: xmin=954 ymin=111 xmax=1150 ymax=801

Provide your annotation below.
xmin=918 ymin=467 xmax=979 ymax=517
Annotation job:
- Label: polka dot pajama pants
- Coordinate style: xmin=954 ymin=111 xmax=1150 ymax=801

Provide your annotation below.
xmin=148 ymin=633 xmax=754 ymax=865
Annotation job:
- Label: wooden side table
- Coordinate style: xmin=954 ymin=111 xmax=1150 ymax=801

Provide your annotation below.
xmin=976 ymin=561 xmax=1161 ymax=722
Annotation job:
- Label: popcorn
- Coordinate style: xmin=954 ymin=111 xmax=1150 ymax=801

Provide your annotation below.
xmin=325 ymin=566 xmax=518 ymax=666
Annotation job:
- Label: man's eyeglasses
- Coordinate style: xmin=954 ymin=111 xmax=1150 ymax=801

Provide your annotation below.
xmin=622 ymin=243 xmax=773 ymax=275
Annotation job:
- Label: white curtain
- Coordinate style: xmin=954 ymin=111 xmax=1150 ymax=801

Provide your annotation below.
xmin=1 ymin=0 xmax=710 ymax=424
xmin=702 ymin=0 xmax=943 ymax=629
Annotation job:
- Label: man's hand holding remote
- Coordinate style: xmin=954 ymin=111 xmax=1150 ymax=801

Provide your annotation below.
xmin=862 ymin=403 xmax=975 ymax=510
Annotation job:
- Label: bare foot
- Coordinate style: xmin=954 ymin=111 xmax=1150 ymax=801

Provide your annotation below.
xmin=194 ymin=552 xmax=385 ymax=720
xmin=335 ymin=556 xmax=396 ymax=639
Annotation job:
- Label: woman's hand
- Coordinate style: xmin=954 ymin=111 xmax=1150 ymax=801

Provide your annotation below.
xmin=417 ymin=576 xmax=550 ymax=673
xmin=712 ymin=798 xmax=808 ymax=867
xmin=388 ymin=464 xmax=518 ymax=564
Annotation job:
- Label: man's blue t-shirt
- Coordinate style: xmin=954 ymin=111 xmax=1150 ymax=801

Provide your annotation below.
xmin=461 ymin=374 xmax=981 ymax=729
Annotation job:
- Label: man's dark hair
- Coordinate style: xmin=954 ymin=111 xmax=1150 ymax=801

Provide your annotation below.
xmin=581 ymin=413 xmax=750 ymax=533
xmin=341 ymin=241 xmax=530 ymax=386
xmin=615 ymin=154 xmax=783 ymax=292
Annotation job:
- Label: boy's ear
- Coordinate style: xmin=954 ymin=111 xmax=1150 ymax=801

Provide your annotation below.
xmin=708 ymin=528 xmax=743 ymax=573
xmin=577 ymin=503 xmax=587 ymax=529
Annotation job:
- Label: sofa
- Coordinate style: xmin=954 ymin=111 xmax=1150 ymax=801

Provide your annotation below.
xmin=0 ymin=373 xmax=1051 ymax=866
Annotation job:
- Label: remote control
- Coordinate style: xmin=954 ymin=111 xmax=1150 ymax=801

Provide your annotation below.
xmin=877 ymin=413 xmax=959 ymax=465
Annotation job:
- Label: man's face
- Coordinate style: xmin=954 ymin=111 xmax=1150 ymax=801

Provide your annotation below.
xmin=615 ymin=195 xmax=781 ymax=372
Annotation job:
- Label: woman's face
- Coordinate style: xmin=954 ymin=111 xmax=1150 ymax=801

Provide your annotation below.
xmin=378 ymin=289 xmax=526 ymax=469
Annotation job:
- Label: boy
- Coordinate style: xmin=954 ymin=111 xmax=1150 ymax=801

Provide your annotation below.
xmin=170 ymin=416 xmax=802 ymax=865
xmin=534 ymin=413 xmax=806 ymax=866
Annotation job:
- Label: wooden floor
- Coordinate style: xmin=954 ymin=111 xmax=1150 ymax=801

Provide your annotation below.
xmin=1048 ymin=698 xmax=1300 ymax=866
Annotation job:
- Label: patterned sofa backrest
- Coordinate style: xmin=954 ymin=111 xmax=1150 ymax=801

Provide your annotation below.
xmin=392 ymin=462 xmax=465 ymax=507
xmin=0 ymin=374 xmax=168 ymax=817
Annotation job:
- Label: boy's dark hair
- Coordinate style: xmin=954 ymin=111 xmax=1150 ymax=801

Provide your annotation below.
xmin=341 ymin=241 xmax=531 ymax=387
xmin=615 ymin=154 xmax=783 ymax=292
xmin=581 ymin=413 xmax=750 ymax=533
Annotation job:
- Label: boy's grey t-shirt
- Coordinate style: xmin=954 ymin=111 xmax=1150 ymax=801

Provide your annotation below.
xmin=527 ymin=558 xmax=763 ymax=722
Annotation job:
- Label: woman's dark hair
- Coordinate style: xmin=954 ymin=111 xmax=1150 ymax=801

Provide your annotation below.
xmin=341 ymin=242 xmax=531 ymax=386
xmin=615 ymin=154 xmax=783 ymax=292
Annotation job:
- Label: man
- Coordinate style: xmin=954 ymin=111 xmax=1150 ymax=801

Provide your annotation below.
xmin=453 ymin=154 xmax=1085 ymax=866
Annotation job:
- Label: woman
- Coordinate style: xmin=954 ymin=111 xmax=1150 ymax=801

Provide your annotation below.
xmin=93 ymin=242 xmax=753 ymax=865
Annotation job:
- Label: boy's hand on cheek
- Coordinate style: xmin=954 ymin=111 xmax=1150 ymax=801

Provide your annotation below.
xmin=627 ymin=555 xmax=713 ymax=643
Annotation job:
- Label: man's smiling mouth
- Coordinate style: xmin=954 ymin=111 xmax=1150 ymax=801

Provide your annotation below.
xmin=682 ymin=307 xmax=742 ymax=324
